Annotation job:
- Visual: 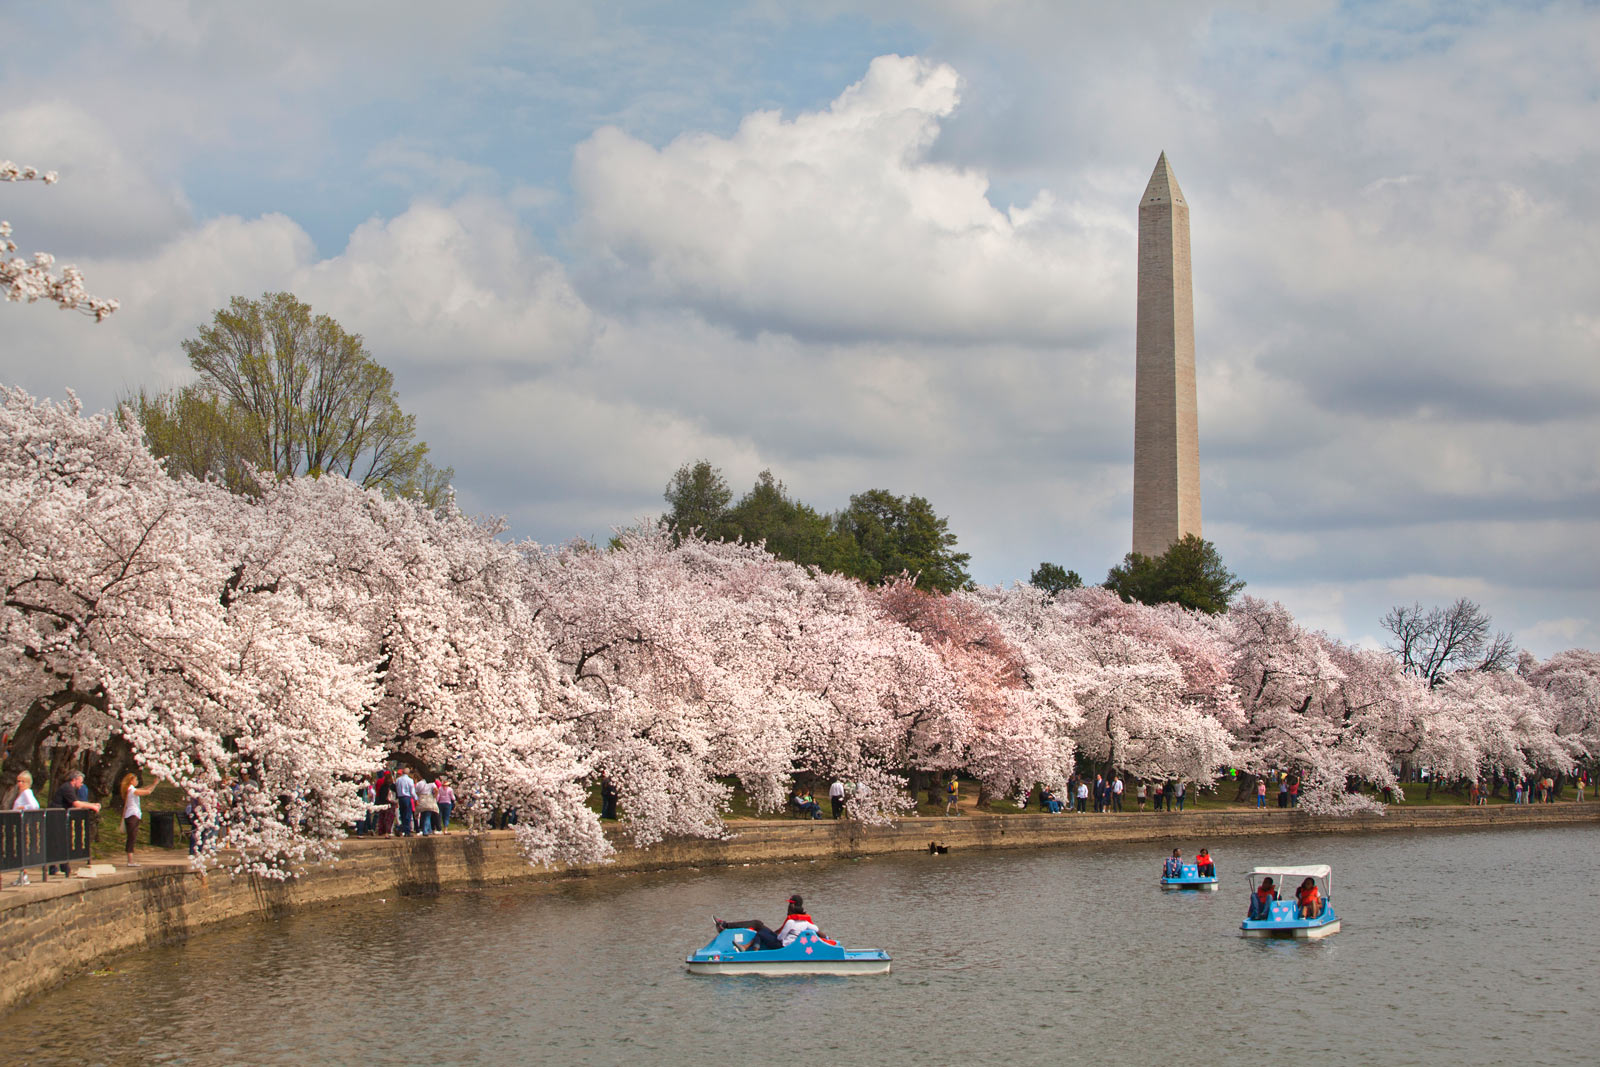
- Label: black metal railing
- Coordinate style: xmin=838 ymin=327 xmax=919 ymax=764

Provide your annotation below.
xmin=0 ymin=809 xmax=95 ymax=878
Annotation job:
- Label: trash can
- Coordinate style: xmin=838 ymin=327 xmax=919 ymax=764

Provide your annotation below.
xmin=148 ymin=811 xmax=176 ymax=849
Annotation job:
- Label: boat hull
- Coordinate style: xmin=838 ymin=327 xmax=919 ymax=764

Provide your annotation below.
xmin=1161 ymin=880 xmax=1219 ymax=891
xmin=687 ymin=956 xmax=892 ymax=976
xmin=1241 ymin=918 xmax=1340 ymax=939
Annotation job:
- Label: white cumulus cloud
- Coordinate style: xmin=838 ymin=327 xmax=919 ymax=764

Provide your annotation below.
xmin=572 ymin=54 xmax=1124 ymax=345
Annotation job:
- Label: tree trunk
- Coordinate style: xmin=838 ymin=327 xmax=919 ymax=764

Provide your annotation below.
xmin=0 ymin=696 xmax=61 ymax=784
xmin=85 ymin=733 xmax=135 ymax=806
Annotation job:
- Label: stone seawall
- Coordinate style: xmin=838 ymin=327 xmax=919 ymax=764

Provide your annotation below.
xmin=4 ymin=803 xmax=1597 ymax=1014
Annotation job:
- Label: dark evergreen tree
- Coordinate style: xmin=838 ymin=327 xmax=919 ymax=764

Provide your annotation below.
xmin=662 ymin=460 xmax=734 ymax=540
xmin=833 ymin=488 xmax=971 ymax=593
xmin=1029 ymin=562 xmax=1083 ymax=597
xmin=1104 ymin=533 xmax=1243 ymax=614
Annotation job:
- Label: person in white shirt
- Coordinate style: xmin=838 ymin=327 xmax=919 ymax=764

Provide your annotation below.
xmin=1112 ymin=775 xmax=1125 ymax=812
xmin=118 ymin=771 xmax=161 ymax=868
xmin=773 ymin=895 xmax=820 ymax=945
xmin=8 ymin=771 xmax=42 ymax=886
xmin=1075 ymin=780 xmax=1089 ymax=813
xmin=9 ymin=770 xmax=39 ymax=811
xmin=394 ymin=769 xmax=417 ymax=836
xmin=828 ymin=779 xmax=846 ymax=819
xmin=716 ymin=895 xmax=821 ymax=950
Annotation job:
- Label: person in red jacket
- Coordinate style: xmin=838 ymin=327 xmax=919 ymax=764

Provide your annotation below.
xmin=1296 ymin=877 xmax=1322 ymax=919
xmin=1249 ymin=876 xmax=1277 ymax=920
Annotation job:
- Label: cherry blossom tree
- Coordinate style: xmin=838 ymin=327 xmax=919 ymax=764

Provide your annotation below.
xmin=230 ymin=475 xmax=609 ymax=868
xmin=877 ymin=580 xmax=1065 ymax=802
xmin=1434 ymin=668 xmax=1574 ymax=785
xmin=1 ymin=387 xmax=610 ymax=874
xmin=0 ymin=388 xmax=379 ymax=876
xmin=1519 ymin=649 xmax=1600 ymax=764
xmin=0 ymin=387 xmax=221 ymax=798
xmin=972 ymin=585 xmax=1236 ymax=792
xmin=524 ymin=530 xmax=971 ymax=832
xmin=523 ymin=528 xmax=802 ymax=843
xmin=1222 ymin=596 xmax=1390 ymax=813
xmin=766 ymin=565 xmax=960 ymax=820
xmin=1311 ymin=640 xmax=1436 ymax=800
xmin=1 ymin=162 xmax=118 ymax=320
xmin=1050 ymin=588 xmax=1235 ymax=786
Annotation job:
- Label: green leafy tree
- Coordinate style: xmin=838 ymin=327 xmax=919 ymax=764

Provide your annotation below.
xmin=138 ymin=292 xmax=451 ymax=504
xmin=833 ymin=488 xmax=971 ymax=593
xmin=725 ymin=470 xmax=856 ymax=572
xmin=662 ymin=459 xmax=734 ymax=539
xmin=130 ymin=384 xmax=265 ymax=495
xmin=1104 ymin=533 xmax=1243 ymax=614
xmin=659 ymin=463 xmax=970 ymax=592
xmin=1029 ymin=562 xmax=1083 ymax=596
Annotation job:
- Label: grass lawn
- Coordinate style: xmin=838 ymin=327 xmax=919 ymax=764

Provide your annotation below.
xmin=84 ymin=782 xmax=190 ymax=860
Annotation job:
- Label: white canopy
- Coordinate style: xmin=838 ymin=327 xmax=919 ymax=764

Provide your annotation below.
xmin=1248 ymin=865 xmax=1331 ymax=880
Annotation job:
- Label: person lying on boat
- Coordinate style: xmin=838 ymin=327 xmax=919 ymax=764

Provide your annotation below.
xmin=1195 ymin=848 xmax=1215 ymax=877
xmin=1295 ymin=877 xmax=1323 ymax=919
xmin=723 ymin=919 xmax=783 ymax=951
xmin=1248 ymin=877 xmax=1278 ymax=920
xmin=1163 ymin=849 xmax=1184 ymax=877
xmin=717 ymin=895 xmax=820 ymax=950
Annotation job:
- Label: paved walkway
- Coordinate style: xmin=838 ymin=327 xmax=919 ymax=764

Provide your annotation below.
xmin=0 ymin=845 xmax=193 ymax=906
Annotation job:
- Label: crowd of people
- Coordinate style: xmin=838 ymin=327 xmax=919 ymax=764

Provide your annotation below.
xmin=357 ymin=768 xmax=458 ymax=836
xmin=1027 ymin=775 xmax=1187 ymax=814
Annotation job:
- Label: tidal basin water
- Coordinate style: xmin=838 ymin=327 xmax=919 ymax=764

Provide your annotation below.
xmin=5 ymin=824 xmax=1596 ymax=1065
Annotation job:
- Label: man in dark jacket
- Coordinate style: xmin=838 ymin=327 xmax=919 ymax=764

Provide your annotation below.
xmin=49 ymin=771 xmax=101 ymax=876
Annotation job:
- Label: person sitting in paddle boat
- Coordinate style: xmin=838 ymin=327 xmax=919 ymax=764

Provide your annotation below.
xmin=1196 ymin=848 xmax=1215 ymax=878
xmin=1163 ymin=849 xmax=1184 ymax=878
xmin=1248 ymin=876 xmax=1278 ymax=920
xmin=716 ymin=895 xmax=819 ymax=950
xmin=1296 ymin=876 xmax=1322 ymax=919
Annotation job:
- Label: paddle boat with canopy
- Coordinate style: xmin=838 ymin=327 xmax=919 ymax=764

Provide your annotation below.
xmin=1240 ymin=864 xmax=1340 ymax=938
xmin=685 ymin=924 xmax=891 ymax=976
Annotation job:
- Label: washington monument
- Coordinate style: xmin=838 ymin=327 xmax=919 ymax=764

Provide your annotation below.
xmin=1132 ymin=151 xmax=1202 ymax=557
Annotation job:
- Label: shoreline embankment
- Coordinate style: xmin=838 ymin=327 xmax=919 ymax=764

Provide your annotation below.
xmin=4 ymin=802 xmax=1598 ymax=1014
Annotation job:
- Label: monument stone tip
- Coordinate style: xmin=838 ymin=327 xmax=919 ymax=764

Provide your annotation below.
xmin=1141 ymin=152 xmax=1185 ymax=207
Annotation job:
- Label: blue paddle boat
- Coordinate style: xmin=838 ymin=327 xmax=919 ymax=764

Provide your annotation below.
xmin=1240 ymin=864 xmax=1340 ymax=939
xmin=1158 ymin=863 xmax=1216 ymax=889
xmin=685 ymin=926 xmax=892 ymax=976
xmin=1160 ymin=861 xmax=1219 ymax=891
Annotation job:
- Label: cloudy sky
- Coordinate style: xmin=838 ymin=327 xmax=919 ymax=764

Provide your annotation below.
xmin=3 ymin=1 xmax=1596 ymax=655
